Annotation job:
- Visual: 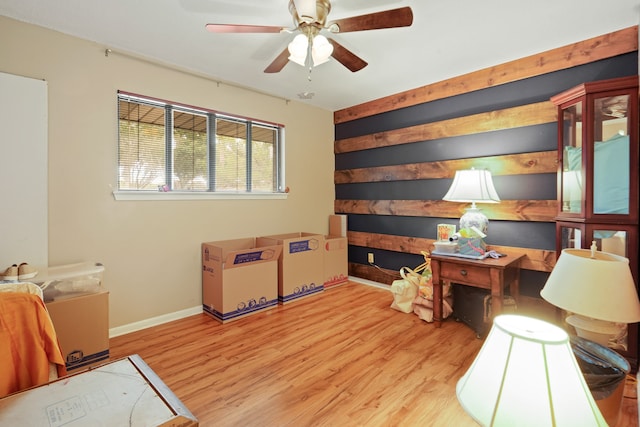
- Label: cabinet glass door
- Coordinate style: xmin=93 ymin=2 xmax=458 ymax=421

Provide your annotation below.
xmin=593 ymin=94 xmax=630 ymax=215
xmin=559 ymin=224 xmax=581 ymax=249
xmin=561 ymin=102 xmax=583 ymax=214
xmin=592 ymin=229 xmax=628 ymax=257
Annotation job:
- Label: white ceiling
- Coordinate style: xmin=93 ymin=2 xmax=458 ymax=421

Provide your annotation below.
xmin=1 ymin=0 xmax=639 ymax=112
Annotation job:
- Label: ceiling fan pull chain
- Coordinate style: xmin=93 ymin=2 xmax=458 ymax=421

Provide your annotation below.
xmin=306 ymin=34 xmax=313 ymax=81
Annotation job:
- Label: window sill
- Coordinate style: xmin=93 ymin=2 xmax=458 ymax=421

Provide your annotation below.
xmin=112 ymin=190 xmax=288 ymax=201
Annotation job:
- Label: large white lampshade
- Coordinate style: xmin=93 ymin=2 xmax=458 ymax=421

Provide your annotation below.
xmin=443 ymin=168 xmax=500 ymax=234
xmin=457 ymin=314 xmax=607 ymax=427
xmin=540 ymin=246 xmax=640 ymax=346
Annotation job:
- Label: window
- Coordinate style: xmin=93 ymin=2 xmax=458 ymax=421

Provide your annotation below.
xmin=116 ymin=92 xmax=284 ymax=198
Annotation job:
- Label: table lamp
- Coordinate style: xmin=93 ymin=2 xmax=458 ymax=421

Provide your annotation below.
xmin=457 ymin=314 xmax=607 ymax=426
xmin=540 ymin=243 xmax=640 ymax=347
xmin=443 ymin=168 xmax=500 ymax=234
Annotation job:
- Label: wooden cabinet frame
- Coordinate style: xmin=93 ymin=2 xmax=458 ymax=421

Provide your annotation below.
xmin=551 ymin=75 xmax=640 ymax=370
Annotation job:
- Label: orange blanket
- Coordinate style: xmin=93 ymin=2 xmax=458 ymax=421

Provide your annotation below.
xmin=0 ymin=292 xmax=66 ymax=397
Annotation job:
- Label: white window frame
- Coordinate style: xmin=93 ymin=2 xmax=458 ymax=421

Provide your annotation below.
xmin=113 ymin=91 xmax=286 ymax=201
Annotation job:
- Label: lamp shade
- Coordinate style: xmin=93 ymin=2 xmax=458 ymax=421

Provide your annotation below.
xmin=443 ymin=169 xmax=500 ymax=204
xmin=288 ymin=33 xmax=309 ymax=66
xmin=443 ymin=168 xmax=500 ymax=234
xmin=311 ymin=34 xmax=333 ymax=65
xmin=540 ymin=249 xmax=640 ymax=323
xmin=457 ymin=314 xmax=607 ymax=427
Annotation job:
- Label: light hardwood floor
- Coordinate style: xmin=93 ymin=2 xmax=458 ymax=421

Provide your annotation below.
xmin=109 ymin=281 xmax=638 ymax=426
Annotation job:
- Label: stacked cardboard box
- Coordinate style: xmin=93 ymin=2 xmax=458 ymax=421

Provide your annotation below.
xmin=324 ymin=215 xmax=348 ymax=289
xmin=201 ymin=216 xmax=349 ymax=318
xmin=202 ymin=238 xmax=282 ymax=323
xmin=257 ymin=232 xmax=325 ymax=304
xmin=32 ymin=262 xmax=109 ymax=372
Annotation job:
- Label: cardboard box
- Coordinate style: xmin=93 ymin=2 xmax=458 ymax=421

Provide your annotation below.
xmin=329 ymin=214 xmax=347 ymax=237
xmin=257 ymin=232 xmax=324 ymax=304
xmin=202 ymin=238 xmax=281 ymax=323
xmin=323 ymin=235 xmax=348 ymax=289
xmin=46 ymin=290 xmax=110 ymax=372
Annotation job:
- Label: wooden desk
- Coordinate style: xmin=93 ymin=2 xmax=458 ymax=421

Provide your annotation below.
xmin=431 ymin=253 xmax=524 ymax=327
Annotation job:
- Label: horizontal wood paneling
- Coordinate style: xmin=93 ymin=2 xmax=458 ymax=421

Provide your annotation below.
xmin=347 ymin=231 xmax=555 ymax=273
xmin=335 ymin=102 xmax=556 ymax=154
xmin=335 ymin=150 xmax=557 ymax=183
xmin=335 ymin=199 xmax=557 ymax=222
xmin=334 ymin=26 xmax=638 ymax=123
xmin=335 ymin=27 xmax=638 ymax=286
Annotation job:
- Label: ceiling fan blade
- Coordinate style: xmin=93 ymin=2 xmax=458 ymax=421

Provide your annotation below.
xmin=264 ymin=48 xmax=291 ymax=73
xmin=328 ymin=39 xmax=368 ymax=72
xmin=328 ymin=6 xmax=413 ymax=33
xmin=205 ymin=23 xmax=286 ymax=34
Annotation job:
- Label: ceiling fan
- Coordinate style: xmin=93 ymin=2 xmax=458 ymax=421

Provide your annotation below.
xmin=205 ymin=0 xmax=413 ymax=73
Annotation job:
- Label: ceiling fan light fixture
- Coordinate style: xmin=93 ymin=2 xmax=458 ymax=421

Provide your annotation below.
xmin=287 ymin=33 xmax=309 ymax=66
xmin=311 ymin=34 xmax=333 ymax=66
xmin=211 ymin=1 xmax=412 ymax=74
xmin=291 ymin=0 xmax=318 ymax=24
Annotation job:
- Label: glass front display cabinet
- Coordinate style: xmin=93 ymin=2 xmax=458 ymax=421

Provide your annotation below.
xmin=551 ymin=75 xmax=639 ymax=366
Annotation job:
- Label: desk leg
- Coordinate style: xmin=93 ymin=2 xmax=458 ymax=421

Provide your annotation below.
xmin=491 ymin=286 xmax=503 ymax=317
xmin=431 ymin=259 xmax=442 ymax=328
xmin=490 ymin=269 xmax=503 ymax=316
xmin=509 ymin=271 xmax=520 ymax=304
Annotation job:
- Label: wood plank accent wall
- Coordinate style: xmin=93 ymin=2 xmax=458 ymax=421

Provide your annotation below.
xmin=334 ymin=26 xmax=638 ymax=124
xmin=335 ymin=102 xmax=557 ymax=153
xmin=334 ymin=26 xmax=638 ymax=289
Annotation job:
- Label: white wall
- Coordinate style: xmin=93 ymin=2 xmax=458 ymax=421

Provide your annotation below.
xmin=0 ymin=72 xmax=48 ymax=269
xmin=0 ymin=16 xmax=336 ymax=329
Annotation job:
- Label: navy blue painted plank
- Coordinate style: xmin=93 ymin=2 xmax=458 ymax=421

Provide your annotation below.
xmin=493 ymin=174 xmax=556 ymax=200
xmin=520 ymin=270 xmax=550 ymax=297
xmin=347 ymin=213 xmax=440 ymax=238
xmin=335 ymin=123 xmax=557 ymax=170
xmin=346 ymin=214 xmax=555 ymax=250
xmin=335 ymin=179 xmax=452 ymax=200
xmin=350 ymin=245 xmax=426 ymax=274
xmin=335 ymin=53 xmax=637 ymax=139
xmin=486 ymin=221 xmax=556 ymax=250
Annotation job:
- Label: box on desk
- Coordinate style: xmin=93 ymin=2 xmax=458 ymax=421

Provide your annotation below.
xmin=257 ymin=232 xmax=324 ymax=304
xmin=202 ymin=238 xmax=281 ymax=323
xmin=458 ymin=237 xmax=487 ymax=256
xmin=32 ymin=262 xmax=109 ymax=372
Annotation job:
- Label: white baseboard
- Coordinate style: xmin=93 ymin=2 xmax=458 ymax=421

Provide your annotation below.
xmin=109 ymin=305 xmax=202 ymax=338
xmin=109 ymin=279 xmax=387 ymax=338
xmin=348 ymin=275 xmax=390 ymax=290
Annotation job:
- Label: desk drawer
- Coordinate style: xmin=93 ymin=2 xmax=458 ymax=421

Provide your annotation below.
xmin=440 ymin=263 xmax=491 ymax=287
